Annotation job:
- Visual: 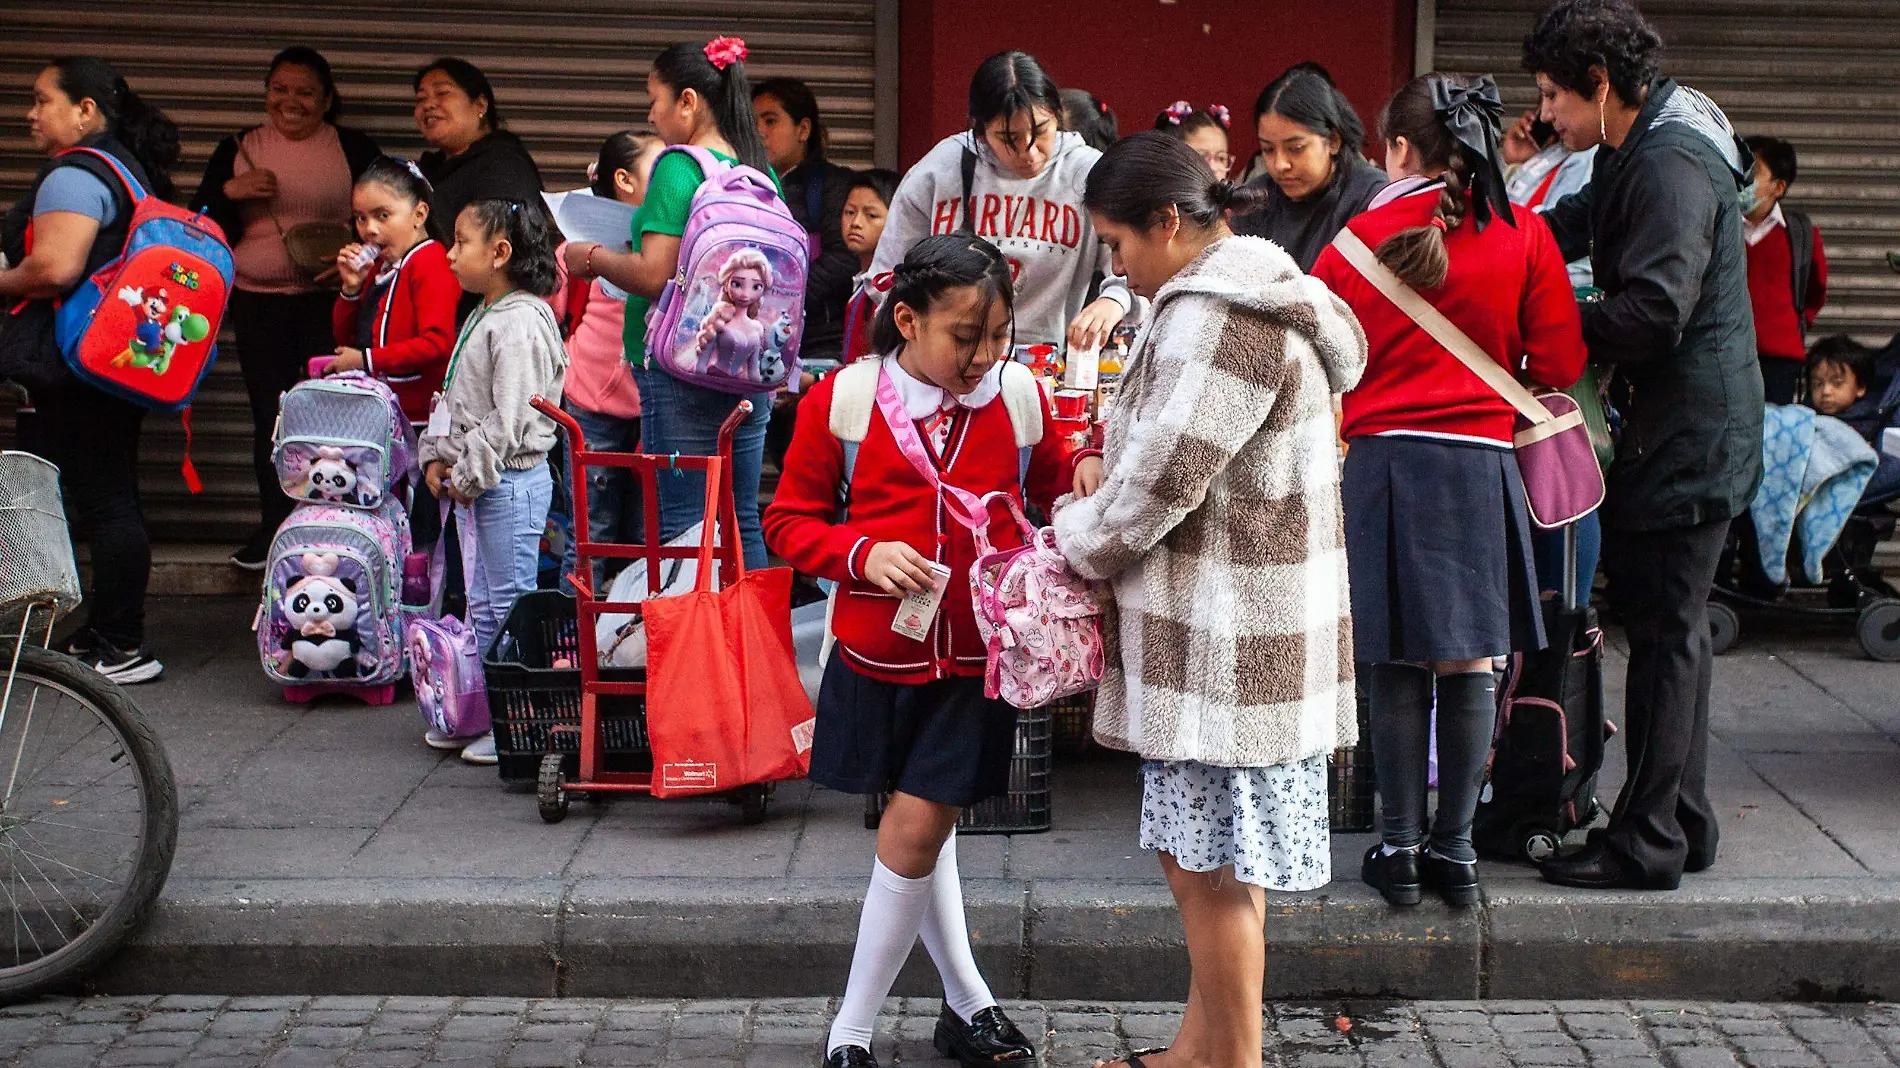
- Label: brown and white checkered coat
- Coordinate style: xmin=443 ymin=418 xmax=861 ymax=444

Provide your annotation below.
xmin=1053 ymin=236 xmax=1367 ymax=768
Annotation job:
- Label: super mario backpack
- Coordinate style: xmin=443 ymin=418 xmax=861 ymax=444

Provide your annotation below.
xmin=37 ymin=147 xmax=233 ymax=413
xmin=644 ymin=145 xmax=809 ymax=395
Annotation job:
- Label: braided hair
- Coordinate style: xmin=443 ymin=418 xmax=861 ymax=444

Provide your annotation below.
xmin=1373 ymin=73 xmax=1480 ymax=290
xmin=870 ymin=234 xmax=1015 ymax=372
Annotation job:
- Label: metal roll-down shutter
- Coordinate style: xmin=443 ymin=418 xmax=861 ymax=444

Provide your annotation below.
xmin=1433 ymin=0 xmax=1900 ymax=345
xmin=0 ymin=0 xmax=883 ymax=543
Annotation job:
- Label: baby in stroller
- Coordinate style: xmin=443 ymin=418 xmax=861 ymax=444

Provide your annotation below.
xmin=1711 ymin=335 xmax=1900 ymax=660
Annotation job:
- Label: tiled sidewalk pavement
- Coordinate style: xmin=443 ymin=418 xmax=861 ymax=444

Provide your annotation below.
xmin=0 ymin=998 xmax=1894 ymax=1068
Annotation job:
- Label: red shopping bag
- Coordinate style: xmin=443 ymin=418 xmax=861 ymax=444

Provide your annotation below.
xmin=641 ymin=564 xmax=815 ymax=797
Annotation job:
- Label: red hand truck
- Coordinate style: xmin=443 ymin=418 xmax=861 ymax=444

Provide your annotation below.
xmin=526 ymin=395 xmax=773 ymax=823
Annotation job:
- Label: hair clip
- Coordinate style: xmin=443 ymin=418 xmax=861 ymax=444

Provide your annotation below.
xmin=1207 ymin=104 xmax=1231 ymax=129
xmin=1164 ymin=100 xmax=1193 ymax=125
xmin=704 ymin=36 xmax=749 ymax=71
xmin=1097 ymin=99 xmax=1111 ymax=116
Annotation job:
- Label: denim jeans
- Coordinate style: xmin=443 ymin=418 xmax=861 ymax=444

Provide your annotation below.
xmin=459 ymin=463 xmax=554 ymax=655
xmin=1532 ymin=511 xmax=1602 ymax=600
xmin=557 ymin=401 xmax=643 ymax=594
xmin=630 ymin=366 xmax=771 ymax=570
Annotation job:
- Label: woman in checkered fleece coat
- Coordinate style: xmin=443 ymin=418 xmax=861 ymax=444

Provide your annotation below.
xmin=1054 ymin=131 xmax=1365 ymax=1068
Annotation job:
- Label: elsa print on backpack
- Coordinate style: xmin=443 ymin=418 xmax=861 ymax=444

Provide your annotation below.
xmin=645 ymin=144 xmax=809 ymax=394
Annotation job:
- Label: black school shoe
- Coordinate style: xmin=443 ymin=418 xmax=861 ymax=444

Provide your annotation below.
xmin=935 ymin=1004 xmax=1036 ymax=1066
xmin=1361 ymin=844 xmax=1422 ymax=906
xmin=822 ymin=1046 xmax=879 ymax=1068
xmin=1421 ymin=851 xmax=1482 ymax=908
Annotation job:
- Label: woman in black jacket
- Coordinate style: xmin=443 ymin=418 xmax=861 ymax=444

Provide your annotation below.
xmin=412 ymin=58 xmax=546 ymax=251
xmin=0 ymin=56 xmax=181 ymax=683
xmin=752 ymin=77 xmax=857 ymax=468
xmin=1232 ymin=62 xmax=1387 ymax=271
xmin=191 ymin=46 xmax=379 ymax=569
xmin=752 ymin=77 xmax=855 ymax=368
xmin=1523 ymin=0 xmax=1761 ymax=893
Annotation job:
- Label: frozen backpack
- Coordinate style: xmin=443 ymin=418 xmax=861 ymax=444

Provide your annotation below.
xmin=406 ymin=499 xmax=490 ymax=736
xmin=408 ymin=615 xmax=490 ymax=739
xmin=255 ymin=496 xmax=411 ymax=702
xmin=272 ymin=372 xmax=416 ymax=510
xmin=644 ymin=145 xmax=809 ymax=395
xmin=38 ymin=147 xmax=233 ymax=413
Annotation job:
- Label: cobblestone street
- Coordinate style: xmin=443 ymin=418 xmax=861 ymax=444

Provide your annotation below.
xmin=0 ymin=997 xmax=1894 ymax=1068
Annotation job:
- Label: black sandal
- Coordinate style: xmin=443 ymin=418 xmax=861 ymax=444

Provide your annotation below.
xmin=1107 ymin=1047 xmax=1169 ymax=1068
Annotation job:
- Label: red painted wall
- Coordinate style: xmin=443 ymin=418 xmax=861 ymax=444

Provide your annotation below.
xmin=898 ymin=0 xmax=1415 ymax=170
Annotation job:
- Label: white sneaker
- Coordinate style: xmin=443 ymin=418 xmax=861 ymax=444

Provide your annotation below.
xmin=424 ymin=728 xmax=478 ymax=750
xmin=458 ymin=732 xmax=499 ymax=765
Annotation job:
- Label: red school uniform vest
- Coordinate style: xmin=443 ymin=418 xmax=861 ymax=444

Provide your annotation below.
xmin=763 ymin=369 xmax=1073 ymax=683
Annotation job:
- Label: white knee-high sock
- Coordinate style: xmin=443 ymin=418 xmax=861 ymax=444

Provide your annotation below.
xmin=918 ymin=831 xmax=998 ymax=1022
xmin=828 ymin=859 xmax=934 ymax=1055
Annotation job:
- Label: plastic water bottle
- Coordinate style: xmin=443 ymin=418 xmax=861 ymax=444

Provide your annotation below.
xmin=402 ymin=551 xmax=431 ymax=608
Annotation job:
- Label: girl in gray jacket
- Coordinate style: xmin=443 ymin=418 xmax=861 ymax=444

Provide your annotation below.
xmin=421 ymin=198 xmax=567 ymax=764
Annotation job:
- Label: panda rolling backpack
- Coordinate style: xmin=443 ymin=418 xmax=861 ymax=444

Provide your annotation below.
xmin=272 ymin=372 xmax=415 ymax=510
xmin=255 ymin=497 xmax=411 ymax=704
xmin=255 ymin=372 xmax=417 ymax=704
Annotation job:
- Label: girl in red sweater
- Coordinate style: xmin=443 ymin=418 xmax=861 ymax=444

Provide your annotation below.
xmin=329 ymin=156 xmax=458 ymax=426
xmin=1310 ymin=74 xmax=1585 ymax=910
xmin=765 ymin=235 xmax=1084 ymax=1068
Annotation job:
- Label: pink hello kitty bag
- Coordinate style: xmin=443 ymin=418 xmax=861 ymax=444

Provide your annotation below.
xmin=643 ymin=145 xmax=810 ymax=395
xmin=872 ymin=367 xmax=1105 ymax=708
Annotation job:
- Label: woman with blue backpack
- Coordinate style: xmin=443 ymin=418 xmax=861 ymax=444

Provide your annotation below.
xmin=0 ymin=56 xmax=182 ymax=684
xmin=564 ymin=37 xmax=784 ymax=569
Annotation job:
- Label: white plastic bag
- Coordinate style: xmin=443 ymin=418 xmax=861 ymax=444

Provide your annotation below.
xmin=595 ymin=523 xmax=707 ymax=668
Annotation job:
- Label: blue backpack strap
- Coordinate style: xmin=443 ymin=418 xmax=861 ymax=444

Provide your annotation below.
xmin=56 ymin=146 xmax=147 ymax=203
xmin=838 ymin=439 xmax=861 ymax=522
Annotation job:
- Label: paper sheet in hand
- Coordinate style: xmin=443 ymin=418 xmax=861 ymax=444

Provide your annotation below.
xmin=542 ymin=189 xmax=637 ymax=250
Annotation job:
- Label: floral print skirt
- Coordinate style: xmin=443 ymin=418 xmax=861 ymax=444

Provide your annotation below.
xmin=1138 ymin=755 xmax=1331 ymax=891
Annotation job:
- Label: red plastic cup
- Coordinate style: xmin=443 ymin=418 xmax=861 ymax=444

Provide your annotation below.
xmin=1052 ymin=389 xmax=1090 ymax=419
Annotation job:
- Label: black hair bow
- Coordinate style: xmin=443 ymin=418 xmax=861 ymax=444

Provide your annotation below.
xmin=1431 ymin=75 xmax=1515 ymax=231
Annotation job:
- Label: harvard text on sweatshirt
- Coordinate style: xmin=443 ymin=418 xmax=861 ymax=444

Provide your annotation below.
xmin=868 ymin=132 xmax=1131 ymax=346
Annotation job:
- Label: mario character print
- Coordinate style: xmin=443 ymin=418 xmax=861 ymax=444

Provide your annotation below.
xmin=111 ymin=285 xmax=211 ymax=376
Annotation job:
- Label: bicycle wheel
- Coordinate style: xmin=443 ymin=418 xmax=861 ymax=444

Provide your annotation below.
xmin=0 ymin=642 xmax=177 ymax=1001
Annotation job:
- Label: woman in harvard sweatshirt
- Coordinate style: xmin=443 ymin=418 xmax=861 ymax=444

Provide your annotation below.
xmin=868 ymin=51 xmax=1133 ymax=351
xmin=1310 ymin=74 xmax=1584 ymax=909
xmin=765 ymin=236 xmax=1083 ymax=1068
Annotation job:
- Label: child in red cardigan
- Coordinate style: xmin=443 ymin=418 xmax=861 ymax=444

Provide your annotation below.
xmin=765 ymin=236 xmax=1083 ymax=1068
xmin=329 ymin=157 xmax=458 ymax=425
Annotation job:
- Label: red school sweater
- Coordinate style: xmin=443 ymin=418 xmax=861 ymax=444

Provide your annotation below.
xmin=1746 ymin=217 xmax=1827 ymax=363
xmin=763 ymin=369 xmax=1078 ymax=684
xmin=1312 ymin=186 xmax=1586 ymax=443
xmin=332 ymin=240 xmax=459 ymax=423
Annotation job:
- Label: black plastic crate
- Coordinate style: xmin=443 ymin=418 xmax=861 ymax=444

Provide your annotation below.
xmin=1328 ymin=684 xmax=1377 ymax=832
xmin=1048 ymin=691 xmax=1095 ymax=756
xmin=865 ymin=703 xmax=1053 ymax=835
xmin=483 ymin=591 xmax=651 ymax=781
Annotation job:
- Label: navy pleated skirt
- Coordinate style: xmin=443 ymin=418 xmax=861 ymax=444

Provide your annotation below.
xmin=1343 ymin=434 xmax=1546 ymax=663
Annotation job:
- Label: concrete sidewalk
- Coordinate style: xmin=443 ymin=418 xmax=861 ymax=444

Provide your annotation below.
xmin=89 ymin=597 xmax=1900 ymax=1001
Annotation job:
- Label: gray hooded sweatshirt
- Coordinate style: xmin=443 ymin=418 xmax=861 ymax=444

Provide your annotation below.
xmin=868 ymin=131 xmax=1132 ymax=346
xmin=420 ymin=290 xmax=568 ymax=499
